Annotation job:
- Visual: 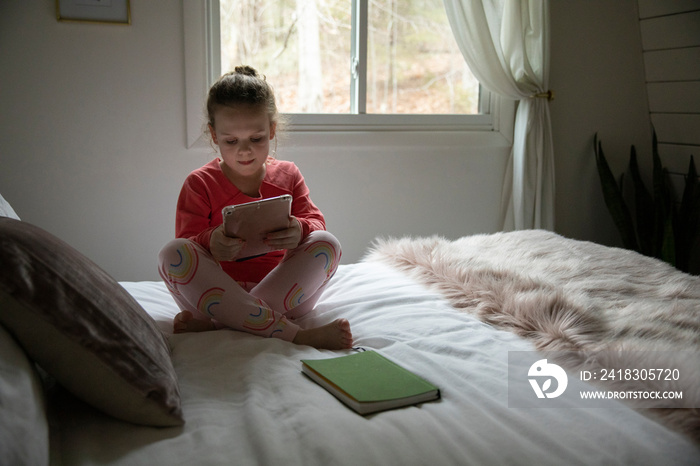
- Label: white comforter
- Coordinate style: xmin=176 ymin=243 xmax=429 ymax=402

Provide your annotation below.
xmin=49 ymin=262 xmax=699 ymax=465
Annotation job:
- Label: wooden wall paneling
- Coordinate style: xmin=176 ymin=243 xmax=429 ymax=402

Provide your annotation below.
xmin=638 ymin=1 xmax=700 ymax=202
xmin=643 ymin=48 xmax=700 ymax=82
xmin=638 ymin=0 xmax=700 ymax=19
xmin=639 ymin=11 xmax=700 ymax=50
xmin=651 ymin=114 xmax=700 ymax=146
xmin=658 ymin=144 xmax=698 ymax=203
xmin=647 ymin=82 xmax=700 ymax=113
xmin=658 ymin=143 xmax=698 ymax=172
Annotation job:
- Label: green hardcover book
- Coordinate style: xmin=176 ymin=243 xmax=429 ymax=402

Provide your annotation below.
xmin=301 ymin=350 xmax=440 ymax=415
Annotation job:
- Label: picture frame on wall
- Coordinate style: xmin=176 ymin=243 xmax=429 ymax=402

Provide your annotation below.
xmin=56 ymin=0 xmax=131 ymax=25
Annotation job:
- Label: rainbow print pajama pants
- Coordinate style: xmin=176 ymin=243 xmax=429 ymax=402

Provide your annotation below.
xmin=158 ymin=231 xmax=341 ymax=342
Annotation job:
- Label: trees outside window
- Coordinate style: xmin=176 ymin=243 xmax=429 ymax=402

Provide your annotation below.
xmin=219 ymin=0 xmax=480 ymax=115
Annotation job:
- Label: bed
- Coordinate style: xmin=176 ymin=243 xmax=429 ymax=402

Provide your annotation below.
xmin=1 ymin=197 xmax=698 ymax=465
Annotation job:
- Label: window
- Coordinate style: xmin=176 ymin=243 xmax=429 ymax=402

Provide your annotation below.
xmin=219 ymin=0 xmax=480 ymax=116
xmin=184 ymin=0 xmax=513 ymax=145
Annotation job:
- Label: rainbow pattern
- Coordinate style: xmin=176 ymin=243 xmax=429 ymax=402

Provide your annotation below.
xmin=270 ymin=319 xmax=288 ymax=338
xmin=243 ymin=300 xmax=276 ymax=332
xmin=284 ymin=283 xmax=305 ymax=311
xmin=304 ymin=241 xmax=339 ymax=278
xmin=167 ymin=242 xmax=199 ymax=286
xmin=197 ymin=287 xmax=224 ymax=317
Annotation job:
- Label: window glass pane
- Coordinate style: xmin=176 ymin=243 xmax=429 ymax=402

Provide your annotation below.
xmin=219 ymin=0 xmax=479 ymax=115
xmin=220 ymin=0 xmax=351 ymax=114
xmin=366 ymin=0 xmax=479 ymax=114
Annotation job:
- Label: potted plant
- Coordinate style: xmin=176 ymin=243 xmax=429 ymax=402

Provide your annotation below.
xmin=594 ymin=131 xmax=699 ymax=274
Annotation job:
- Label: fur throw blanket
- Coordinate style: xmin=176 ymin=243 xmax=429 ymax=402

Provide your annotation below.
xmin=364 ymin=230 xmax=699 ymax=442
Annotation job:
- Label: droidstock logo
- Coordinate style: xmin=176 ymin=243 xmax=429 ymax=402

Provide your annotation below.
xmin=528 ymin=359 xmax=568 ymax=399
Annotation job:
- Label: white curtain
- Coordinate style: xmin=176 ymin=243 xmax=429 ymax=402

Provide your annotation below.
xmin=443 ymin=0 xmax=554 ymax=230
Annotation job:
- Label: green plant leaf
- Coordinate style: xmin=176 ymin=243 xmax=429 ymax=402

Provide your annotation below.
xmin=661 ymin=212 xmax=676 ymax=267
xmin=651 ymin=130 xmax=672 ymax=258
xmin=594 ymin=134 xmax=638 ymax=251
xmin=677 ymin=155 xmax=699 ymax=273
xmin=594 ymin=131 xmax=699 ymax=274
xmin=628 ymin=145 xmax=654 ymax=256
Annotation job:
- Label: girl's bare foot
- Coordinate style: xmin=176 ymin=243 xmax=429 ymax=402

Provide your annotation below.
xmin=293 ymin=319 xmax=353 ymax=350
xmin=173 ymin=310 xmax=216 ymax=333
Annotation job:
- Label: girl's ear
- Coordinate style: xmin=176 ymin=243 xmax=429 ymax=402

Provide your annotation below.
xmin=208 ymin=124 xmax=218 ymax=145
xmin=269 ymin=122 xmax=277 ymax=140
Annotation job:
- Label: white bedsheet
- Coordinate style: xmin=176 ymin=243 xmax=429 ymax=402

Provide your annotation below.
xmin=49 ymin=262 xmax=699 ymax=465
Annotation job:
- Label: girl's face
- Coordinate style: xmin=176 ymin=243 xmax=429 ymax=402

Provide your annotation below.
xmin=209 ymin=104 xmax=276 ymax=181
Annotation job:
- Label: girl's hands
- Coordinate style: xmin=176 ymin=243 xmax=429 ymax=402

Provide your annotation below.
xmin=209 ymin=217 xmax=302 ymax=262
xmin=265 ymin=217 xmax=302 ymax=251
xmin=209 ymin=225 xmax=245 ymax=262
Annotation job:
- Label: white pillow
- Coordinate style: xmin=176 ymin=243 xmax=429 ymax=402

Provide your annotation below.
xmin=0 ymin=193 xmax=20 ymax=220
xmin=0 ymin=325 xmax=49 ymax=466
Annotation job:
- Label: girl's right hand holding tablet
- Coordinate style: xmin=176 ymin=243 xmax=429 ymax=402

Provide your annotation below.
xmin=210 ymin=225 xmax=245 ymax=262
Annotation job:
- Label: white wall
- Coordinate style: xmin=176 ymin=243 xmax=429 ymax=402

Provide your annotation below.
xmin=549 ymin=0 xmax=654 ymax=247
xmin=1 ymin=1 xmax=201 ymax=281
xmin=0 ymin=1 xmax=510 ymax=280
xmin=282 ymin=130 xmax=510 ymax=264
xmin=0 ymin=0 xmax=657 ymax=281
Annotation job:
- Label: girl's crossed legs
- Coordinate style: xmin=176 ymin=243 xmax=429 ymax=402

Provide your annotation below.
xmin=158 ymin=231 xmax=352 ymax=349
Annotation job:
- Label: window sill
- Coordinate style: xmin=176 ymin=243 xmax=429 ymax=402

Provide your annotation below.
xmin=183 ymin=0 xmax=515 ymax=148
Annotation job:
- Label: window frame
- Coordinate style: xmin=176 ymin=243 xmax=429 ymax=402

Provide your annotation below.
xmin=183 ymin=0 xmax=515 ymax=148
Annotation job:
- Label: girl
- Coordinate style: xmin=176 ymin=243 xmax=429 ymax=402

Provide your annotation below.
xmin=158 ymin=66 xmax=352 ymax=350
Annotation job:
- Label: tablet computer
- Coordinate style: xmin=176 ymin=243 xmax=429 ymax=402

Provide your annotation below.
xmin=222 ymin=194 xmax=292 ymax=261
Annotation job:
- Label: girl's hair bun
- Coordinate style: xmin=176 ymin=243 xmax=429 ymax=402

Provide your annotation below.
xmin=234 ymin=65 xmax=260 ymax=78
xmin=206 ymin=65 xmax=283 ymax=131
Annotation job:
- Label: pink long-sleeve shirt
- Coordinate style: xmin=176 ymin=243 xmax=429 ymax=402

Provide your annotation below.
xmin=175 ymin=158 xmax=326 ymax=283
